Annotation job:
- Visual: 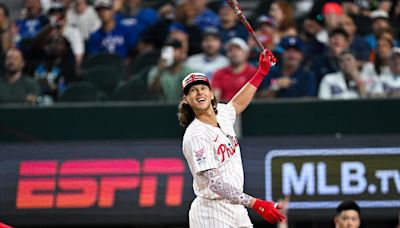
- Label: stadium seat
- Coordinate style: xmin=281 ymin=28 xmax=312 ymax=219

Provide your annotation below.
xmin=129 ymin=50 xmax=160 ymax=75
xmin=130 ymin=65 xmax=152 ymax=84
xmin=82 ymin=53 xmax=124 ymax=77
xmin=59 ymin=81 xmax=104 ymax=102
xmin=113 ymin=78 xmax=151 ymax=101
xmin=82 ymin=66 xmax=120 ymax=96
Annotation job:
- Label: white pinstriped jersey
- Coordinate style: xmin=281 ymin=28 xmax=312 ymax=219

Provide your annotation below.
xmin=182 ymin=103 xmax=244 ymax=200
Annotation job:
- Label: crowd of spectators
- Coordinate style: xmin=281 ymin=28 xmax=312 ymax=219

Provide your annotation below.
xmin=1 ymin=0 xmax=400 ymax=105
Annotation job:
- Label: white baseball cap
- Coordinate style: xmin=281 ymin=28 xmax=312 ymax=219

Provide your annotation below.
xmin=225 ymin=37 xmax=249 ymax=52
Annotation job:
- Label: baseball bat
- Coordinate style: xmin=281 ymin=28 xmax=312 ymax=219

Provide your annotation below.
xmin=226 ymin=0 xmax=265 ymax=50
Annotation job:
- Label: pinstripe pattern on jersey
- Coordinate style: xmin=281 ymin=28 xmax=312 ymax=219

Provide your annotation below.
xmin=189 ymin=197 xmax=253 ymax=228
xmin=183 ymin=103 xmax=252 ymax=227
xmin=183 ymin=103 xmax=244 ymax=200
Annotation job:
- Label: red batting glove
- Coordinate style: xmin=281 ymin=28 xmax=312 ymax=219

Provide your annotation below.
xmin=257 ymin=49 xmax=277 ymax=76
xmin=0 ymin=222 xmax=13 ymax=228
xmin=250 ymin=49 xmax=277 ymax=88
xmin=251 ymin=199 xmax=286 ymax=224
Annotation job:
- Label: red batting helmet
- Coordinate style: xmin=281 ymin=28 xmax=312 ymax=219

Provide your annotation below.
xmin=182 ymin=73 xmax=210 ymax=95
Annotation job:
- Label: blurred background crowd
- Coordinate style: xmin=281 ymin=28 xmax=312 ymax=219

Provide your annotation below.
xmin=1 ymin=0 xmax=400 ymax=105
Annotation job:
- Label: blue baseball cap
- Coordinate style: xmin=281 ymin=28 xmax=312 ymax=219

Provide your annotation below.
xmin=168 ymin=22 xmax=188 ymax=34
xmin=280 ymin=36 xmax=303 ymax=51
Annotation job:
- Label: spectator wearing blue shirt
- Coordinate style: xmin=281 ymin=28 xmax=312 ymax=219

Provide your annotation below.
xmin=299 ymin=13 xmax=326 ymax=69
xmin=115 ymin=0 xmax=158 ymax=36
xmin=87 ymin=0 xmax=138 ymax=58
xmin=259 ymin=36 xmax=317 ymax=98
xmin=189 ymin=0 xmax=220 ymax=32
xmin=218 ymin=2 xmax=248 ymax=43
xmin=15 ymin=0 xmax=48 ymax=47
xmin=173 ymin=1 xmax=202 ymax=56
xmin=340 ymin=15 xmax=371 ymax=62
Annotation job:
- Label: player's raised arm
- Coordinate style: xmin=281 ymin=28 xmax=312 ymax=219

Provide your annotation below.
xmin=228 ymin=49 xmax=276 ymax=115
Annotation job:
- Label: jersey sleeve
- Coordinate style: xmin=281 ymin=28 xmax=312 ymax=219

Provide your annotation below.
xmin=184 ymin=135 xmax=218 ymax=174
xmin=217 ymin=103 xmax=236 ymax=126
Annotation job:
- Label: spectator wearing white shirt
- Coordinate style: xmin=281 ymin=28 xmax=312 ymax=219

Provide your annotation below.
xmin=185 ymin=27 xmax=229 ymax=80
xmin=319 ymin=51 xmax=367 ymax=99
xmin=360 ymin=33 xmax=394 ymax=97
xmin=48 ymin=2 xmax=84 ymax=68
xmin=383 ymin=47 xmax=400 ymax=97
xmin=66 ymin=0 xmax=101 ymax=41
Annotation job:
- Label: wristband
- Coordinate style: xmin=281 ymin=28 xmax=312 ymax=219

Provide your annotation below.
xmin=249 ymin=70 xmax=265 ymax=88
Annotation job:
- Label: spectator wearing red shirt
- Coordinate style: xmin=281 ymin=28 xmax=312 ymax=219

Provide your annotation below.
xmin=211 ymin=37 xmax=257 ymax=102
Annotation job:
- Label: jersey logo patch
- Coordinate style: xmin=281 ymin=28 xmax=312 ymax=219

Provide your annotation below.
xmin=195 ymin=148 xmax=206 ymax=162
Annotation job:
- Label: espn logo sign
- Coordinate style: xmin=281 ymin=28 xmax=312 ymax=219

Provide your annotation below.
xmin=17 ymin=158 xmax=185 ymax=209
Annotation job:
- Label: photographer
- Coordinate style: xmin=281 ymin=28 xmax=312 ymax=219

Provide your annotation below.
xmin=147 ymin=39 xmax=193 ymax=102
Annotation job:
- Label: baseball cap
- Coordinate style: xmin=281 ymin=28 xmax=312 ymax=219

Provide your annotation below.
xmin=256 ymin=15 xmax=276 ymax=28
xmin=225 ymin=37 xmax=249 ymax=52
xmin=370 ymin=10 xmax=389 ymax=20
xmin=168 ymin=22 xmax=188 ymax=34
xmin=48 ymin=2 xmax=65 ymax=13
xmin=182 ymin=73 xmax=210 ymax=95
xmin=280 ymin=36 xmax=303 ymax=51
xmin=322 ymin=2 xmax=343 ymax=15
xmin=392 ymin=47 xmax=400 ymax=57
xmin=202 ymin=27 xmax=221 ymax=39
xmin=94 ymin=0 xmax=113 ymax=9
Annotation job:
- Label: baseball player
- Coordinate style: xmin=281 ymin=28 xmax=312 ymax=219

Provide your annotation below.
xmin=178 ymin=49 xmax=285 ymax=227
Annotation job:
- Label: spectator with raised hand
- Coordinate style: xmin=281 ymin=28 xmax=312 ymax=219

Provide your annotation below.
xmin=269 ymin=1 xmax=297 ymax=41
xmin=319 ymin=51 xmax=367 ymax=99
xmin=311 ymin=28 xmax=350 ymax=84
xmin=0 ymin=48 xmax=39 ymax=105
xmin=189 ymin=0 xmax=220 ymax=32
xmin=15 ymin=0 xmax=48 ymax=47
xmin=340 ymin=14 xmax=371 ymax=62
xmin=0 ymin=3 xmax=12 ymax=56
xmin=66 ymin=0 xmax=101 ymax=42
xmin=147 ymin=39 xmax=193 ymax=102
xmin=258 ymin=36 xmax=316 ymax=99
xmin=87 ymin=0 xmax=138 ymax=58
xmin=218 ymin=1 xmax=248 ymax=43
xmin=211 ymin=38 xmax=257 ymax=102
xmin=185 ymin=27 xmax=228 ymax=80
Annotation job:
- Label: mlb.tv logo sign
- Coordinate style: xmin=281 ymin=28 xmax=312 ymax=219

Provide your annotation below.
xmin=265 ymin=148 xmax=400 ymax=209
xmin=17 ymin=158 xmax=185 ymax=209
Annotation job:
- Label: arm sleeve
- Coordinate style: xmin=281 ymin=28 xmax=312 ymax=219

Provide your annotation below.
xmin=202 ymin=168 xmax=252 ymax=207
xmin=184 ymin=135 xmax=218 ymax=174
